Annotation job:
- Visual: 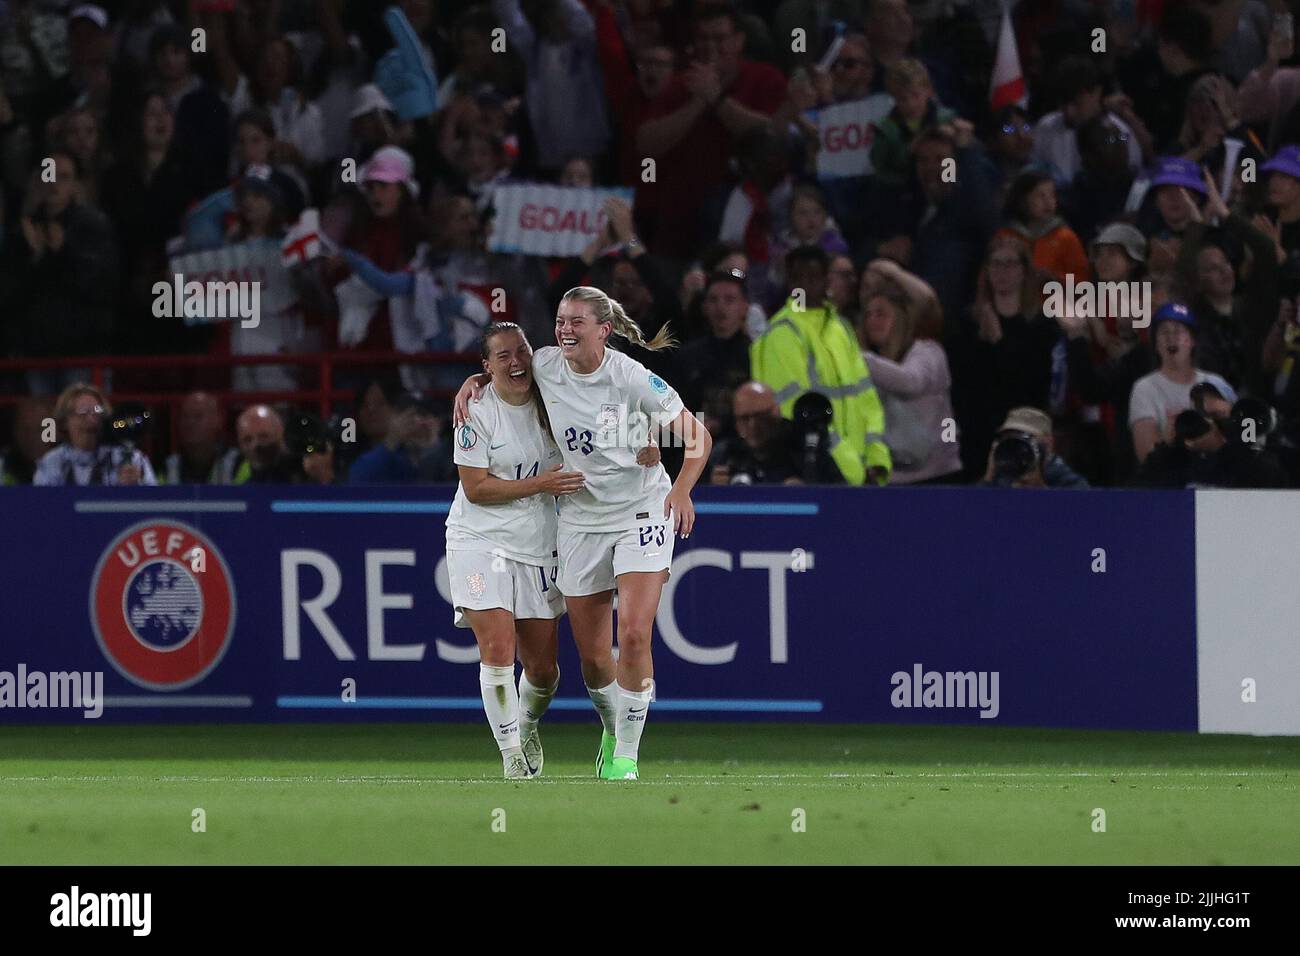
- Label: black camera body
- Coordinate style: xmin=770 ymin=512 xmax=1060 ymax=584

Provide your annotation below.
xmin=991 ymin=430 xmax=1044 ymax=486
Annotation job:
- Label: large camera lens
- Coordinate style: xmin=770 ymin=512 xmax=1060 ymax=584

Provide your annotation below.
xmin=992 ymin=433 xmax=1040 ymax=482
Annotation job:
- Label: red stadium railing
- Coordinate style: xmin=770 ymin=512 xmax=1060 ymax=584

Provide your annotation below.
xmin=0 ymin=350 xmax=479 ymax=453
xmin=0 ymin=349 xmax=479 ymax=418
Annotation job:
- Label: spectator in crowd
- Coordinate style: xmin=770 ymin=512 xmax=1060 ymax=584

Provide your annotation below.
xmin=233 ymin=404 xmax=294 ymax=483
xmin=770 ymin=182 xmax=849 ymax=286
xmin=334 ymin=145 xmax=427 ymax=362
xmin=147 ymin=22 xmax=230 ymax=198
xmin=349 ymin=392 xmax=454 ymax=483
xmin=1129 ymin=302 xmax=1238 ymax=464
xmin=438 ymin=6 xmax=520 ymax=106
xmin=971 ymin=235 xmax=1062 ymax=467
xmin=99 ymin=90 xmax=194 ymax=352
xmin=33 ymin=384 xmax=156 ymax=486
xmin=217 ymin=33 xmax=327 ymax=169
xmin=163 ymin=391 xmax=239 ymax=485
xmin=998 ymin=168 xmax=1090 ymax=282
xmin=1059 ymin=114 xmax=1136 ymax=245
xmin=1238 ymin=17 xmax=1299 ymax=150
xmin=348 ymin=83 xmax=400 ymax=166
xmin=1125 ymin=3 xmax=1217 ymax=153
xmin=46 ymin=106 xmax=108 ymax=209
xmin=1031 ymin=56 xmax=1145 ymax=185
xmin=750 ymin=244 xmax=889 ymax=485
xmin=985 ymin=104 xmax=1035 ymax=202
xmin=636 ymin=2 xmax=787 ymax=253
xmin=0 ymin=395 xmax=54 ymax=485
xmin=715 ymin=123 xmax=794 ymax=309
xmin=826 ymin=32 xmax=877 ymax=104
xmin=61 ymin=4 xmax=114 ymax=118
xmin=678 ymin=241 xmax=769 ymax=341
xmin=1060 ymin=222 xmax=1154 ymax=486
xmin=595 ymin=15 xmax=675 ymax=188
xmin=979 ymin=406 xmax=1089 ymax=489
xmin=335 ymin=376 xmax=401 ymax=474
xmin=1262 ymin=145 xmax=1300 ymax=286
xmin=1138 ymin=156 xmax=1207 ymax=276
xmin=4 ymin=150 xmax=118 ymax=396
xmin=1206 ymin=0 xmax=1272 ymax=84
xmin=1176 ymin=169 xmax=1278 ymax=393
xmin=870 ymin=58 xmax=954 ymax=190
xmin=671 ymin=267 xmax=752 ymax=415
xmin=858 ymin=259 xmax=961 ymax=484
xmin=1173 ymin=74 xmax=1264 ymax=202
xmin=893 ymin=126 xmax=997 ymax=339
xmin=492 ymin=0 xmax=609 ymax=172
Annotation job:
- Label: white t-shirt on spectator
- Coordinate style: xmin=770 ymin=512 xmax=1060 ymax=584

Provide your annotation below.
xmin=1128 ymin=369 xmax=1237 ymax=442
xmin=1031 ymin=110 xmax=1142 ymax=183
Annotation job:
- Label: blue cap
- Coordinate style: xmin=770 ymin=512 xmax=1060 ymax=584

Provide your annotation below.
xmin=1263 ymin=144 xmax=1300 ymax=181
xmin=1153 ymin=301 xmax=1195 ymax=330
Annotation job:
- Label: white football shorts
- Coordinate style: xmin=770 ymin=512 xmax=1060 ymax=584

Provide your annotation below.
xmin=446 ymin=549 xmax=564 ymax=628
xmin=557 ymin=521 xmax=674 ymax=596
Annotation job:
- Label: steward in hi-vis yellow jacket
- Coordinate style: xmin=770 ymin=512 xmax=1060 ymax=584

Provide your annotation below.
xmin=750 ymin=298 xmax=891 ymax=485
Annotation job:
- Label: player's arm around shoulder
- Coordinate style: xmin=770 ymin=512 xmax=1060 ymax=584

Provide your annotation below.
xmin=459 ymin=405 xmax=585 ymax=504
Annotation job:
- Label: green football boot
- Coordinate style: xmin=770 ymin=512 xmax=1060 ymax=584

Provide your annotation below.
xmin=601 ymin=756 xmax=639 ymax=781
xmin=595 ymin=730 xmax=616 ymax=778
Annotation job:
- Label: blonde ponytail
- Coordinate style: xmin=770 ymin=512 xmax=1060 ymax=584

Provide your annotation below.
xmin=562 ymin=286 xmax=677 ymax=351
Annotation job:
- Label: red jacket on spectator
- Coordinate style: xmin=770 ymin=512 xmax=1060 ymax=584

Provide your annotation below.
xmin=639 ymin=60 xmax=786 ymax=254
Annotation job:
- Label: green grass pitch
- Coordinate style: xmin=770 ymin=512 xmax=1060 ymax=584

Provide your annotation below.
xmin=1 ymin=723 xmax=1297 ymax=865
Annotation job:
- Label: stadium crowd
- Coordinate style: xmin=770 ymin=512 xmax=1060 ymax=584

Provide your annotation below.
xmin=3 ymin=0 xmax=1300 ymax=489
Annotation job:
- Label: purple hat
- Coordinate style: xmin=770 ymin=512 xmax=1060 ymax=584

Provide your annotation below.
xmin=1262 ymin=144 xmax=1300 ymax=181
xmin=1150 ymin=157 xmax=1206 ymax=194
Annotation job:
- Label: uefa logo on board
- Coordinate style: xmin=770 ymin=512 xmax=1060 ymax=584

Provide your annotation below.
xmin=89 ymin=519 xmax=236 ymax=690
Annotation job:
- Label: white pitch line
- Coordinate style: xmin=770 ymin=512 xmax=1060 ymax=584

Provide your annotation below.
xmin=0 ymin=770 xmax=1285 ymax=785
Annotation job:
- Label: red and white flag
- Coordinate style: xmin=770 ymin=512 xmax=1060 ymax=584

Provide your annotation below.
xmin=990 ymin=0 xmax=1026 ymax=110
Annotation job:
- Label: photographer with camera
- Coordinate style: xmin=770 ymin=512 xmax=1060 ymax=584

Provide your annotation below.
xmin=980 ymin=407 xmax=1089 ymax=489
xmin=710 ymin=382 xmax=842 ymax=485
xmin=1137 ymin=393 xmax=1291 ymax=488
xmin=33 ymin=384 xmax=157 ymax=486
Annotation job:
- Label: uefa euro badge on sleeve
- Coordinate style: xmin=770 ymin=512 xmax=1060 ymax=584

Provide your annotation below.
xmin=458 ymin=424 xmax=478 ymax=450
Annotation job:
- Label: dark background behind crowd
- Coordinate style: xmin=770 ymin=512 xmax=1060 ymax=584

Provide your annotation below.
xmin=3 ymin=0 xmax=1300 ymax=489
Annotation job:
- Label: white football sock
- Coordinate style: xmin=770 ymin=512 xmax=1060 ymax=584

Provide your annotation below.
xmin=587 ymin=679 xmax=619 ymax=735
xmin=479 ymin=663 xmax=520 ymax=753
xmin=614 ymin=685 xmax=653 ymax=761
xmin=519 ymin=668 xmax=559 ymax=738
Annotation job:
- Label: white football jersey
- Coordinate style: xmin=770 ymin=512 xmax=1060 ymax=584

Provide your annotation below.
xmin=445 ymin=383 xmax=562 ymax=565
xmin=532 ymin=346 xmax=684 ymax=532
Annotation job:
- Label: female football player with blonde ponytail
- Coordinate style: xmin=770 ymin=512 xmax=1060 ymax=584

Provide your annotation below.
xmin=456 ymin=287 xmax=712 ymax=780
